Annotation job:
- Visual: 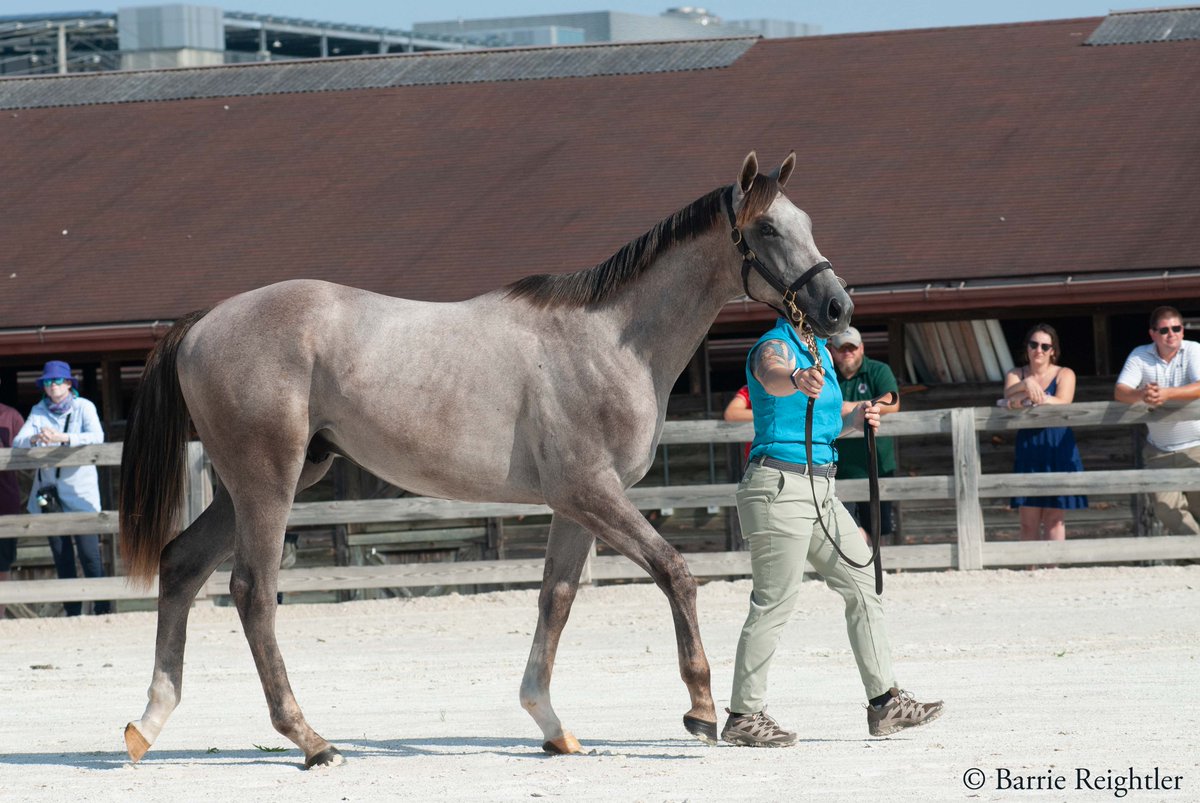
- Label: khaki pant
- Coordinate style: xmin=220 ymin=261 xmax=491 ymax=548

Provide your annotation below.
xmin=730 ymin=463 xmax=895 ymax=713
xmin=1143 ymin=442 xmax=1200 ymax=535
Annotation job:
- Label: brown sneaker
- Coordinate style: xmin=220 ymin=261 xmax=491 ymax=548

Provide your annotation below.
xmin=720 ymin=706 xmax=797 ymax=747
xmin=867 ymin=688 xmax=944 ymax=736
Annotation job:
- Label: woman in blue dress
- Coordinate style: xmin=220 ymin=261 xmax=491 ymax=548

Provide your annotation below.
xmin=1002 ymin=324 xmax=1087 ymax=541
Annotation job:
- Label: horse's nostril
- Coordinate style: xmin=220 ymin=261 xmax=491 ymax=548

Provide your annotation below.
xmin=828 ymin=298 xmax=843 ymax=322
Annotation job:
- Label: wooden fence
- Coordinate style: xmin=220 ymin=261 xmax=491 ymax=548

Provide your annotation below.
xmin=2 ymin=400 xmax=1199 ymax=607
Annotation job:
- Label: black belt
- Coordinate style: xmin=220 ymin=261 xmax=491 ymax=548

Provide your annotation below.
xmin=751 ymin=455 xmax=837 ymax=478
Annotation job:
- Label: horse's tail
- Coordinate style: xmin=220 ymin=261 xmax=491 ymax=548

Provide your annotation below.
xmin=119 ymin=309 xmax=210 ymax=588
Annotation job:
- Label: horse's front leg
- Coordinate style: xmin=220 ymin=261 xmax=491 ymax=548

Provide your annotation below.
xmin=520 ymin=514 xmax=593 ymax=754
xmin=560 ymin=489 xmax=718 ymax=745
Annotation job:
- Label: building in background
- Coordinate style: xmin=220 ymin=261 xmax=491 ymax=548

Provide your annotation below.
xmin=0 ymin=4 xmax=479 ymax=76
xmin=413 ymin=6 xmax=818 ymax=46
xmin=0 ymin=4 xmax=817 ymax=77
xmin=3 ymin=6 xmax=1197 ymax=407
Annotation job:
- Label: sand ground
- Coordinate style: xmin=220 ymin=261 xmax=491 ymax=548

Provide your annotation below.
xmin=1 ymin=565 xmax=1197 ymax=802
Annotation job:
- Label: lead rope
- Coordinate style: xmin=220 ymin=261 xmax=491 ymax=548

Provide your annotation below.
xmin=797 ymin=327 xmax=892 ymax=595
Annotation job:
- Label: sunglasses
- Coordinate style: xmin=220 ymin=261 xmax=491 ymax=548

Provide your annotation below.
xmin=1027 ymin=341 xmax=1052 ymax=352
xmin=1155 ymin=325 xmax=1183 ymax=335
xmin=41 ymin=377 xmax=70 ymax=387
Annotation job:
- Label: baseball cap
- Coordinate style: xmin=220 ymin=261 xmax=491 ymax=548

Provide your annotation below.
xmin=828 ymin=326 xmax=862 ymax=349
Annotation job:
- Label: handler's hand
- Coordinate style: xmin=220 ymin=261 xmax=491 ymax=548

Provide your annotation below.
xmin=790 ymin=366 xmax=825 ymax=399
xmin=860 ymin=401 xmax=882 ymax=432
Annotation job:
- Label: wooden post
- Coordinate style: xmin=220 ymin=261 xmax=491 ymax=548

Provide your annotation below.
xmin=99 ymin=359 xmax=125 ymax=426
xmin=332 ymin=460 xmax=361 ymax=601
xmin=1092 ymin=313 xmax=1111 ymax=376
xmin=0 ymin=367 xmax=17 ymax=408
xmin=485 ymin=516 xmax=505 ymax=560
xmin=332 ymin=461 xmax=353 ymax=568
xmin=1131 ymin=427 xmax=1155 ymax=536
xmin=887 ymin=318 xmax=906 ymax=377
xmin=185 ymin=441 xmax=214 ymax=605
xmin=687 ymin=346 xmax=704 ymax=396
xmin=580 ymin=541 xmax=597 ymax=585
xmin=887 ymin=318 xmax=906 ymax=544
xmin=951 ymin=408 xmax=984 ymax=570
xmin=184 ymin=442 xmax=211 ymax=525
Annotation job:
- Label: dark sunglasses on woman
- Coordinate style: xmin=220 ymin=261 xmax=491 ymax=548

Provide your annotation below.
xmin=1027 ymin=341 xmax=1052 ymax=352
xmin=41 ymin=378 xmax=70 ymax=387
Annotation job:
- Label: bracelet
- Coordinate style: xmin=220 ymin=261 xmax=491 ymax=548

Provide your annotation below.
xmin=789 ymin=367 xmax=803 ymax=390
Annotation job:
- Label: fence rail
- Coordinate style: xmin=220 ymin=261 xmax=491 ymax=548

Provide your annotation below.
xmin=2 ymin=400 xmax=1199 ymax=606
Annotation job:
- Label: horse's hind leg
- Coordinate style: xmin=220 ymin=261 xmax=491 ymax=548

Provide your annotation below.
xmin=226 ymin=459 xmax=342 ymax=769
xmin=561 ymin=489 xmax=718 ymax=744
xmin=519 ymin=514 xmax=594 ymax=754
xmin=126 ymin=486 xmax=236 ymax=761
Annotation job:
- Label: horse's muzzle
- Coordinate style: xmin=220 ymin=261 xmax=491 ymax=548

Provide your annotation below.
xmin=827 ymin=295 xmax=852 ymax=328
xmin=808 ymin=292 xmax=853 ymax=338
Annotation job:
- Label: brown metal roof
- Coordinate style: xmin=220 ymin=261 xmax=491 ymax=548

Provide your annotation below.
xmin=1 ymin=16 xmax=1198 ymax=350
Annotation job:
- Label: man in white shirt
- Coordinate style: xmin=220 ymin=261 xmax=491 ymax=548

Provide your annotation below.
xmin=1114 ymin=306 xmax=1200 ymax=534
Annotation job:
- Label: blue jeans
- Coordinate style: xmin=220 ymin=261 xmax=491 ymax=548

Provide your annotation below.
xmin=48 ymin=534 xmax=111 ymax=616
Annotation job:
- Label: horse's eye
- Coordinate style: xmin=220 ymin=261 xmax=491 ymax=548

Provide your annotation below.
xmin=759 ymin=222 xmax=778 ymax=237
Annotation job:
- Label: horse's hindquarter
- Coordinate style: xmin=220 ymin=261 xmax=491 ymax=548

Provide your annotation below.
xmin=174 ymin=281 xmax=503 ymax=498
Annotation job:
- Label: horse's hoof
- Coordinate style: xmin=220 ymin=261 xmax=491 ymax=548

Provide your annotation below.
xmin=124 ymin=722 xmax=151 ymax=763
xmin=304 ymin=746 xmax=345 ymax=769
xmin=683 ymin=715 xmax=718 ymax=746
xmin=541 ymin=732 xmax=582 ymax=755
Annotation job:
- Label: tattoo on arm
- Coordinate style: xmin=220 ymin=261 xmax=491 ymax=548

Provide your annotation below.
xmin=752 ymin=339 xmax=794 ymax=383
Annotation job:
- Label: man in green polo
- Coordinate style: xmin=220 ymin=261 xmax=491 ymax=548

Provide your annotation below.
xmin=829 ymin=327 xmax=901 ymax=542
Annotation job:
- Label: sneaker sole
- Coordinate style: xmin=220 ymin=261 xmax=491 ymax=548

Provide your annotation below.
xmin=721 ymin=732 xmax=798 ymax=748
xmin=869 ymin=705 xmax=945 ymax=737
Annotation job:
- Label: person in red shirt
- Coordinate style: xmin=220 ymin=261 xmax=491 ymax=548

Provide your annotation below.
xmin=723 ymin=385 xmax=754 ymax=463
xmin=0 ymin=390 xmax=26 ymax=619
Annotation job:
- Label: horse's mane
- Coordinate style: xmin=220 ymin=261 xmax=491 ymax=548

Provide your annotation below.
xmin=505 ymin=173 xmax=781 ymax=309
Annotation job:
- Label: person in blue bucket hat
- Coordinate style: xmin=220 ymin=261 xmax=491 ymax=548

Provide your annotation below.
xmin=13 ymin=360 xmax=111 ymax=616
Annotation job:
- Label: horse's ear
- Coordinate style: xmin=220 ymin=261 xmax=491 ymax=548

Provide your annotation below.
xmin=738 ymin=151 xmax=758 ymax=194
xmin=775 ymin=151 xmax=796 ymax=188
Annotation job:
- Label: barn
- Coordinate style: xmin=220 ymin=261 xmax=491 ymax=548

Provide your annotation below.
xmin=2 ymin=8 xmax=1199 ymax=404
xmin=1 ymin=8 xmax=1198 ymax=593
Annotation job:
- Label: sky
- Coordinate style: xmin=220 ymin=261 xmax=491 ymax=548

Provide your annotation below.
xmin=8 ymin=1 xmax=1117 ymax=35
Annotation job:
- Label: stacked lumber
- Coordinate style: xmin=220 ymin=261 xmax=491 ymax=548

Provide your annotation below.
xmin=904 ymin=320 xmax=1013 ymax=384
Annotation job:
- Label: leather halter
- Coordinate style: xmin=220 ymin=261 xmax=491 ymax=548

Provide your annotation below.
xmin=725 ymin=186 xmax=834 ymax=326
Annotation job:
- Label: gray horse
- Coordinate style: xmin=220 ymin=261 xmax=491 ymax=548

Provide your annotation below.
xmin=119 ymin=151 xmax=852 ymax=767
